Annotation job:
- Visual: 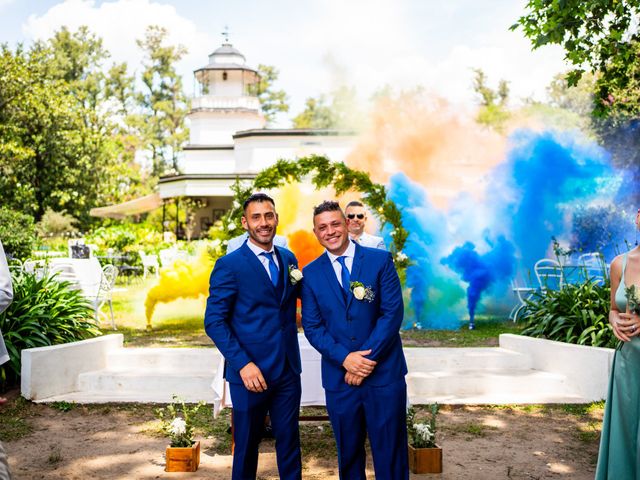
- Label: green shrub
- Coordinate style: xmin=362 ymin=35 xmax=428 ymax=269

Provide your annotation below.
xmin=0 ymin=208 xmax=36 ymax=260
xmin=35 ymin=208 xmax=79 ymax=238
xmin=86 ymin=223 xmax=167 ymax=256
xmin=520 ymin=280 xmax=616 ymax=348
xmin=0 ymin=271 xmax=100 ymax=387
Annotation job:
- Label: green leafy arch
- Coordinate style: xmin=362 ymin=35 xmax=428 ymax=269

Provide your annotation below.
xmin=221 ymin=154 xmax=411 ymax=271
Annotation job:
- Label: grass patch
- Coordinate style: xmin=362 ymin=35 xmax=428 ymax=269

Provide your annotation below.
xmin=0 ymin=396 xmax=36 ymax=441
xmin=401 ymin=317 xmax=525 ymax=347
xmin=51 ymin=401 xmax=76 ymax=412
xmin=445 ymin=421 xmax=498 ymax=438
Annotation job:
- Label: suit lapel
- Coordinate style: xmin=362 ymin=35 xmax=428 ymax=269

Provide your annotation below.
xmin=240 ymin=243 xmax=273 ymax=290
xmin=346 ymin=243 xmax=365 ymax=309
xmin=320 ymin=253 xmax=346 ymax=307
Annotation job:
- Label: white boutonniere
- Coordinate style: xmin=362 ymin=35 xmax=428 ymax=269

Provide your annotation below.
xmin=350 ymin=281 xmax=375 ymax=302
xmin=289 ymin=265 xmax=303 ymax=285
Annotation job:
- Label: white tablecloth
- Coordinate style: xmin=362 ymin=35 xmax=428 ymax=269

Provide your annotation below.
xmin=212 ymin=333 xmax=324 ymax=416
xmin=49 ymin=258 xmax=102 ymax=298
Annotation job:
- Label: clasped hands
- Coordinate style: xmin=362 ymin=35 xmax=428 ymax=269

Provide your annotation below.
xmin=239 ymin=362 xmax=268 ymax=393
xmin=343 ymin=349 xmax=377 ymax=386
xmin=611 ymin=311 xmax=640 ymax=342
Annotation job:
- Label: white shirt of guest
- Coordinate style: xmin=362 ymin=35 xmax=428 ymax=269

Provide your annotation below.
xmin=246 ymin=240 xmax=280 ymax=283
xmin=326 ymin=240 xmax=356 ymax=288
xmin=352 ymin=231 xmax=386 ymax=250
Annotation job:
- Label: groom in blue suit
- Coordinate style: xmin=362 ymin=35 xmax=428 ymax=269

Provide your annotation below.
xmin=204 ymin=193 xmax=302 ymax=480
xmin=301 ymin=200 xmax=409 ymax=480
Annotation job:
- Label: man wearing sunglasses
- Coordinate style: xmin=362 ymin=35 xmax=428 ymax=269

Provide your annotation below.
xmin=345 ymin=201 xmax=386 ymax=250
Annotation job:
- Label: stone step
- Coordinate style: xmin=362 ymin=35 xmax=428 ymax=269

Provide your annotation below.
xmin=107 ymin=348 xmax=221 ymax=372
xmin=406 ymin=368 xmax=574 ymax=401
xmin=38 ymin=389 xmax=216 ymax=404
xmin=77 ymin=369 xmax=217 ymax=396
xmin=404 ymin=347 xmax=531 ymax=371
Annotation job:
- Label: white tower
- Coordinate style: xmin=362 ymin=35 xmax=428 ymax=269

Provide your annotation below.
xmin=188 ymin=41 xmax=265 ymax=147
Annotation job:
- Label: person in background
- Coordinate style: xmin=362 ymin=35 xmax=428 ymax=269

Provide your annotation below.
xmin=595 ymin=208 xmax=640 ymax=479
xmin=344 ymin=201 xmax=386 ymax=250
xmin=0 ymin=240 xmax=13 ymax=479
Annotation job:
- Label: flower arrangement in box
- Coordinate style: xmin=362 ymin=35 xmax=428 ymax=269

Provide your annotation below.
xmin=407 ymin=404 xmax=442 ymax=473
xmin=156 ymin=396 xmax=206 ymax=472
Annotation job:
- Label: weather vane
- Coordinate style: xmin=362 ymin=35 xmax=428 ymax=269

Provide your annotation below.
xmin=222 ymin=25 xmax=230 ymax=44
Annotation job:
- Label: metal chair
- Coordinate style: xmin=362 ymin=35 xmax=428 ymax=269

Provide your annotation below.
xmin=578 ymin=252 xmax=607 ymax=284
xmin=93 ymin=264 xmax=119 ymax=329
xmin=139 ymin=251 xmax=160 ymax=279
xmin=534 ymin=258 xmax=564 ymax=292
xmin=509 ymin=278 xmax=536 ymax=322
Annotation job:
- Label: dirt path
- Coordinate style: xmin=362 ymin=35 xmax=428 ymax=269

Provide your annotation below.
xmin=1 ymin=388 xmax=601 ymax=480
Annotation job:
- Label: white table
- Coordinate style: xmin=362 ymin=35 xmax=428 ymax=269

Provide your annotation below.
xmin=212 ymin=333 xmax=324 ymax=416
xmin=49 ymin=257 xmax=103 ymax=298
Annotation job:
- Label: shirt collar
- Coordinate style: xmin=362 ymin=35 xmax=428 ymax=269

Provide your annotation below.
xmin=246 ymin=238 xmax=275 ymax=257
xmin=327 ymin=239 xmax=356 ymax=264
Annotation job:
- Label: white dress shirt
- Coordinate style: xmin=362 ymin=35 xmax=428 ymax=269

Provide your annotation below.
xmin=352 ymin=231 xmax=386 ymax=250
xmin=326 ymin=240 xmax=356 ymax=288
xmin=246 ymin=239 xmax=280 ymax=283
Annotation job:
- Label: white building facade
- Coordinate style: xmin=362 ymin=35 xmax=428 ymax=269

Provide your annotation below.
xmin=158 ymin=42 xmax=355 ymax=237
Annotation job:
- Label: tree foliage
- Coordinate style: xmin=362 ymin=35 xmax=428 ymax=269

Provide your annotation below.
xmin=512 ymin=0 xmax=640 ymax=118
xmin=472 ymin=69 xmax=510 ymax=131
xmin=249 ymin=64 xmax=289 ymax=125
xmin=136 ymin=26 xmax=190 ymax=177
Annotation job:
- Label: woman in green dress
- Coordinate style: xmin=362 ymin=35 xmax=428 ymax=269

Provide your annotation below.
xmin=596 ymin=209 xmax=640 ymax=479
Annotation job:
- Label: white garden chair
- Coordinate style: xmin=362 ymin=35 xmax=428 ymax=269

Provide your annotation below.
xmin=578 ymin=252 xmax=607 ymax=284
xmin=139 ymin=251 xmax=160 ymax=279
xmin=509 ymin=278 xmax=536 ymax=322
xmin=534 ymin=258 xmax=564 ymax=292
xmin=93 ymin=264 xmax=119 ymax=329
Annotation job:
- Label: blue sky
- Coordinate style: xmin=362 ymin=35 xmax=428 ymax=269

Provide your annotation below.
xmin=0 ymin=0 xmax=567 ymax=126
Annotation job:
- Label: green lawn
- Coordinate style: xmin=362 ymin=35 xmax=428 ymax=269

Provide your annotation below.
xmin=104 ymin=281 xmax=525 ymax=348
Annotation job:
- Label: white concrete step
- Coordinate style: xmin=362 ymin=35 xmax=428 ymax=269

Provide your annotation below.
xmin=406 ymin=368 xmax=575 ymax=403
xmin=107 ymin=348 xmax=221 ymax=372
xmin=77 ymin=369 xmax=216 ymax=395
xmin=404 ymin=347 xmax=531 ymax=371
xmin=38 ymin=389 xmax=216 ymax=404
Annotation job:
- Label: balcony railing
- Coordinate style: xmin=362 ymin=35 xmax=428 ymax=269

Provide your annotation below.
xmin=191 ymin=95 xmax=260 ymax=111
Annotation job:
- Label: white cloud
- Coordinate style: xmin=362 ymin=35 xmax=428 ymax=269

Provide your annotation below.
xmin=23 ymin=0 xmax=213 ymax=90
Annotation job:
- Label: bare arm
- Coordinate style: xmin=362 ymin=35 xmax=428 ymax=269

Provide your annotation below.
xmin=609 ymin=256 xmax=633 ymax=342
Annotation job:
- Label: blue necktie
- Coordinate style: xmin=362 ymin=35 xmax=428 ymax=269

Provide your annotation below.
xmin=336 ymin=256 xmax=351 ymax=296
xmin=260 ymin=251 xmax=279 ymax=286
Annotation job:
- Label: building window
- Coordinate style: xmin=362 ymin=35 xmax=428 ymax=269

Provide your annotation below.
xmin=222 ymin=71 xmax=228 ymax=81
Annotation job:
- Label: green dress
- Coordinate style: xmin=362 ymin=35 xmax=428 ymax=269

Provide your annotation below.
xmin=596 ymin=253 xmax=640 ymax=479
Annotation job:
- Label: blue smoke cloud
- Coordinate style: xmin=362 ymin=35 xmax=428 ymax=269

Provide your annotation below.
xmin=441 ymin=236 xmax=516 ymax=325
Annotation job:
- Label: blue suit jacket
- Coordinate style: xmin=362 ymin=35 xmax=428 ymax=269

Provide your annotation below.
xmin=301 ymin=243 xmax=407 ymax=391
xmin=204 ymin=243 xmax=302 ymax=385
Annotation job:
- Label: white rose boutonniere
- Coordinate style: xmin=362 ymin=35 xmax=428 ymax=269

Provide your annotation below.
xmin=350 ymin=281 xmax=375 ymax=302
xmin=289 ymin=265 xmax=303 ymax=285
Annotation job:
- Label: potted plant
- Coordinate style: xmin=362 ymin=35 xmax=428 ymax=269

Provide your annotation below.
xmin=156 ymin=397 xmax=206 ymax=472
xmin=407 ymin=403 xmax=442 ymax=474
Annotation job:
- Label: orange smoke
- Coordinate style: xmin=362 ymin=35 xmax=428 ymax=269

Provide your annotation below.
xmin=287 ymin=230 xmax=324 ymax=268
xmin=345 ymin=92 xmax=506 ymax=209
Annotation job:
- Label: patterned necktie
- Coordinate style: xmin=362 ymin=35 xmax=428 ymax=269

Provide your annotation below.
xmin=336 ymin=256 xmax=351 ymax=296
xmin=260 ymin=251 xmax=279 ymax=286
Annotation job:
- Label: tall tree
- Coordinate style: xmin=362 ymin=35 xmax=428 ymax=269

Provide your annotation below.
xmin=249 ymin=64 xmax=289 ymax=125
xmin=472 ymin=68 xmax=510 ymax=131
xmin=136 ymin=26 xmax=189 ymax=177
xmin=292 ymin=95 xmax=336 ymax=129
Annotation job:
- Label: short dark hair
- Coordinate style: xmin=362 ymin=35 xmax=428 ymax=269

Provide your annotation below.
xmin=345 ymin=200 xmax=364 ymax=209
xmin=243 ymin=193 xmax=275 ymax=212
xmin=313 ymin=200 xmax=345 ymax=218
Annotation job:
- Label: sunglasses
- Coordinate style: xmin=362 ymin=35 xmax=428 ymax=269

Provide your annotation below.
xmin=347 ymin=214 xmax=365 ymax=220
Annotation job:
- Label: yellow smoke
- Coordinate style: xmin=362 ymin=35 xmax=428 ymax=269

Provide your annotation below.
xmin=144 ymin=247 xmax=214 ymax=329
